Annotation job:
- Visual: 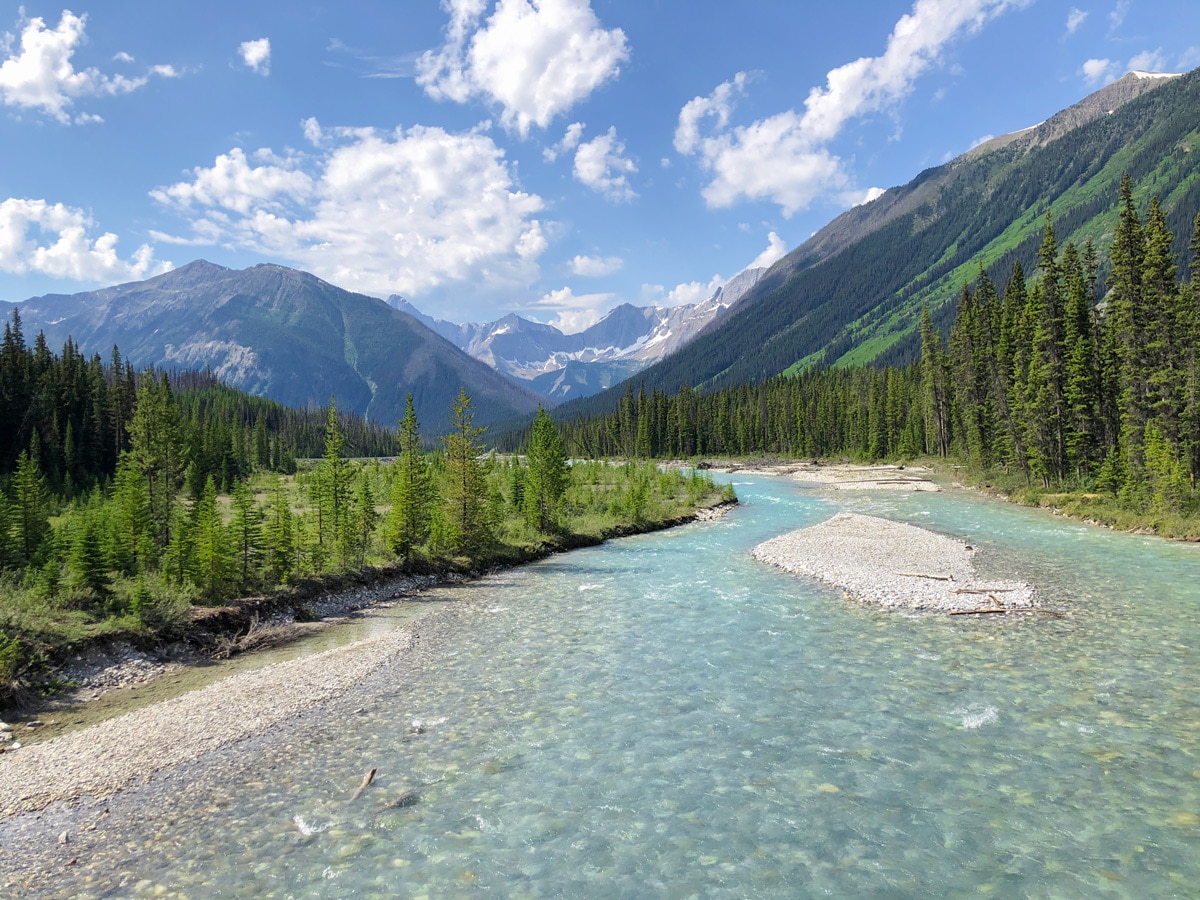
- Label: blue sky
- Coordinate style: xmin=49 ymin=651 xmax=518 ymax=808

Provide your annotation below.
xmin=2 ymin=1 xmax=1198 ymax=330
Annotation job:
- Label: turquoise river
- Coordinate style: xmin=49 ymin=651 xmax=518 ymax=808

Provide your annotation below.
xmin=13 ymin=474 xmax=1200 ymax=896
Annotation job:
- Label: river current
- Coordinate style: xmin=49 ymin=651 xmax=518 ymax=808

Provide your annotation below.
xmin=25 ymin=476 xmax=1200 ymax=896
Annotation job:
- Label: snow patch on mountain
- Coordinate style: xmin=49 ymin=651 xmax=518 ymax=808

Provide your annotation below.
xmin=390 ymin=264 xmax=766 ymax=400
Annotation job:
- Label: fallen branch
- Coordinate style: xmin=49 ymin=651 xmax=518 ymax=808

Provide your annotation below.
xmin=350 ymin=767 xmax=377 ymax=802
xmin=952 ymin=587 xmax=1018 ymax=595
xmin=949 ymin=608 xmax=1064 ymax=618
xmin=896 ymin=572 xmax=955 ymax=581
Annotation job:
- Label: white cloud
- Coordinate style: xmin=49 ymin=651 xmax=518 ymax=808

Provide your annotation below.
xmin=0 ymin=10 xmax=173 ymax=122
xmin=151 ymin=122 xmax=549 ymax=305
xmin=1109 ymin=0 xmax=1130 ymax=32
xmin=302 ymin=116 xmax=323 ymax=146
xmin=675 ymin=0 xmax=1028 ymax=215
xmin=1065 ymin=7 xmax=1088 ymax=35
xmin=526 ymin=285 xmax=616 ymax=332
xmin=239 ymin=38 xmax=271 ymax=76
xmin=674 ymin=70 xmax=751 ymax=155
xmin=1082 ymin=57 xmax=1118 ymax=84
xmin=748 ymin=231 xmax=788 ymax=270
xmin=543 ymin=120 xmax=584 ymax=161
xmin=968 ymin=133 xmax=995 ymax=149
xmin=1082 ymin=47 xmax=1190 ymax=87
xmin=568 ymin=253 xmax=623 ymax=276
xmin=417 ymin=0 xmax=629 ymax=136
xmin=0 ymin=197 xmax=171 ymax=283
xmin=573 ymin=126 xmax=637 ymax=202
xmin=113 ymin=51 xmax=134 ymax=64
xmin=664 ymin=274 xmax=725 ymax=307
xmin=1128 ymin=48 xmax=1168 ymax=73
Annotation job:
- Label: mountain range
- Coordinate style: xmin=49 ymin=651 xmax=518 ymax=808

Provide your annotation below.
xmin=556 ymin=67 xmax=1200 ymax=420
xmin=0 ymin=261 xmax=543 ymax=430
xmin=389 ymin=263 xmax=764 ymax=401
xmin=4 ymin=68 xmax=1198 ymax=437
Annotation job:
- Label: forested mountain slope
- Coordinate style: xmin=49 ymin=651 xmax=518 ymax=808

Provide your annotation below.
xmin=558 ymin=68 xmax=1200 ymax=420
xmin=0 ymin=261 xmax=545 ymax=428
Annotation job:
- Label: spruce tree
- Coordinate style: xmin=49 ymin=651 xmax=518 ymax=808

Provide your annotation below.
xmin=524 ymin=406 xmax=568 ymax=532
xmin=128 ymin=372 xmax=185 ymax=547
xmin=919 ymin=305 xmax=950 ymax=457
xmin=442 ymin=388 xmax=490 ymax=554
xmin=385 ymin=395 xmax=434 ymax=561
xmin=228 ymin=480 xmax=264 ymax=590
xmin=11 ymin=450 xmax=49 ymax=564
xmin=264 ymin=476 xmax=296 ymax=584
xmin=191 ymin=476 xmax=229 ymax=601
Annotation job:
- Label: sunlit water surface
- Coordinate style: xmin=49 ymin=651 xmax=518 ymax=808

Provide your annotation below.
xmin=30 ymin=477 xmax=1200 ymax=896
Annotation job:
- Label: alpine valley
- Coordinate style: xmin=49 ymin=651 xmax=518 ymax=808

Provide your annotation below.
xmin=560 ymin=67 xmax=1200 ymax=418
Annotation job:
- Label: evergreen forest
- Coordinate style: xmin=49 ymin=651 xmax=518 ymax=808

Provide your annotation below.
xmin=0 ymin=330 xmax=727 ymax=698
xmin=555 ymin=177 xmax=1200 ymax=525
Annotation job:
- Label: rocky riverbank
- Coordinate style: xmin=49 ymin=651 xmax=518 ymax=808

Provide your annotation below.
xmin=752 ymin=512 xmax=1039 ymax=612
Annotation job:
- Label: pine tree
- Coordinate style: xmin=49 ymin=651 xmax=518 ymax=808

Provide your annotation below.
xmin=347 ymin=475 xmax=379 ymax=567
xmin=109 ymin=453 xmax=155 ymax=576
xmin=11 ymin=450 xmax=49 ymax=564
xmin=66 ymin=513 xmax=111 ymax=602
xmin=264 ymin=476 xmax=296 ymax=584
xmin=1062 ymin=242 xmax=1100 ymax=478
xmin=128 ymin=372 xmax=185 ymax=547
xmin=1108 ymin=173 xmax=1148 ymax=480
xmin=313 ymin=399 xmax=353 ymax=566
xmin=191 ymin=476 xmax=229 ymax=601
xmin=524 ymin=406 xmax=568 ymax=532
xmin=385 ymin=395 xmax=434 ymax=561
xmin=442 ymin=388 xmax=490 ymax=554
xmin=919 ymin=305 xmax=950 ymax=457
xmin=228 ymin=480 xmax=264 ymax=590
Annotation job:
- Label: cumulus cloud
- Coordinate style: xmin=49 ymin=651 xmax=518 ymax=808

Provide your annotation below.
xmin=674 ymin=0 xmax=1028 ymax=215
xmin=1065 ymin=7 xmax=1088 ymax=35
xmin=543 ymin=120 xmax=584 ymax=161
xmin=572 ymin=126 xmax=637 ymax=202
xmin=526 ymin=285 xmax=616 ymax=332
xmin=1082 ymin=57 xmax=1117 ymax=84
xmin=749 ymin=231 xmax=788 ymax=270
xmin=0 ymin=10 xmax=175 ymax=122
xmin=568 ymin=254 xmax=623 ymax=276
xmin=150 ymin=121 xmax=549 ymax=305
xmin=0 ymin=197 xmax=171 ymax=282
xmin=417 ymin=0 xmax=630 ymax=136
xmin=1082 ymin=47 xmax=1188 ymax=86
xmin=1128 ymin=48 xmax=1168 ymax=73
xmin=239 ymin=38 xmax=271 ymax=75
xmin=663 ymin=274 xmax=724 ymax=307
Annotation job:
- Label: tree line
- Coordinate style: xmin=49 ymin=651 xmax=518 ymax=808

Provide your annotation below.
xmin=1 ymin=333 xmax=724 ymax=693
xmin=557 ymin=176 xmax=1200 ymax=514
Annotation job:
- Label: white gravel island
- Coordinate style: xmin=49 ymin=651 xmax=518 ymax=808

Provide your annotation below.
xmin=751 ymin=512 xmax=1038 ymax=612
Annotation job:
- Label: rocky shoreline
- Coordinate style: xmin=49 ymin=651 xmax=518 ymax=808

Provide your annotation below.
xmin=752 ymin=511 xmax=1039 ymax=612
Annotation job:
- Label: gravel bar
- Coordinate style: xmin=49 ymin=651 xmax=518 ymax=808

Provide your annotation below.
xmin=0 ymin=621 xmax=424 ymax=819
xmin=752 ymin=512 xmax=1036 ymax=611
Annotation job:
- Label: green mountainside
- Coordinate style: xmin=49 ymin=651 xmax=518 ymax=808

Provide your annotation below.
xmin=559 ymin=68 xmax=1200 ymax=420
xmin=0 ymin=261 xmax=545 ymax=429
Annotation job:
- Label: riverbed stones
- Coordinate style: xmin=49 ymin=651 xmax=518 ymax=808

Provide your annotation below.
xmin=751 ymin=512 xmax=1036 ymax=612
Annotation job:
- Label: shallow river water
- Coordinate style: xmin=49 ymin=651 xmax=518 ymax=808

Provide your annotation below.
xmin=20 ymin=476 xmax=1200 ymax=896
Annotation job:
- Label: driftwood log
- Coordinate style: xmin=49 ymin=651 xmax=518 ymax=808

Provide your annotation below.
xmin=949 ymin=608 xmax=1064 ymax=619
xmin=350 ymin=767 xmax=377 ymax=802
